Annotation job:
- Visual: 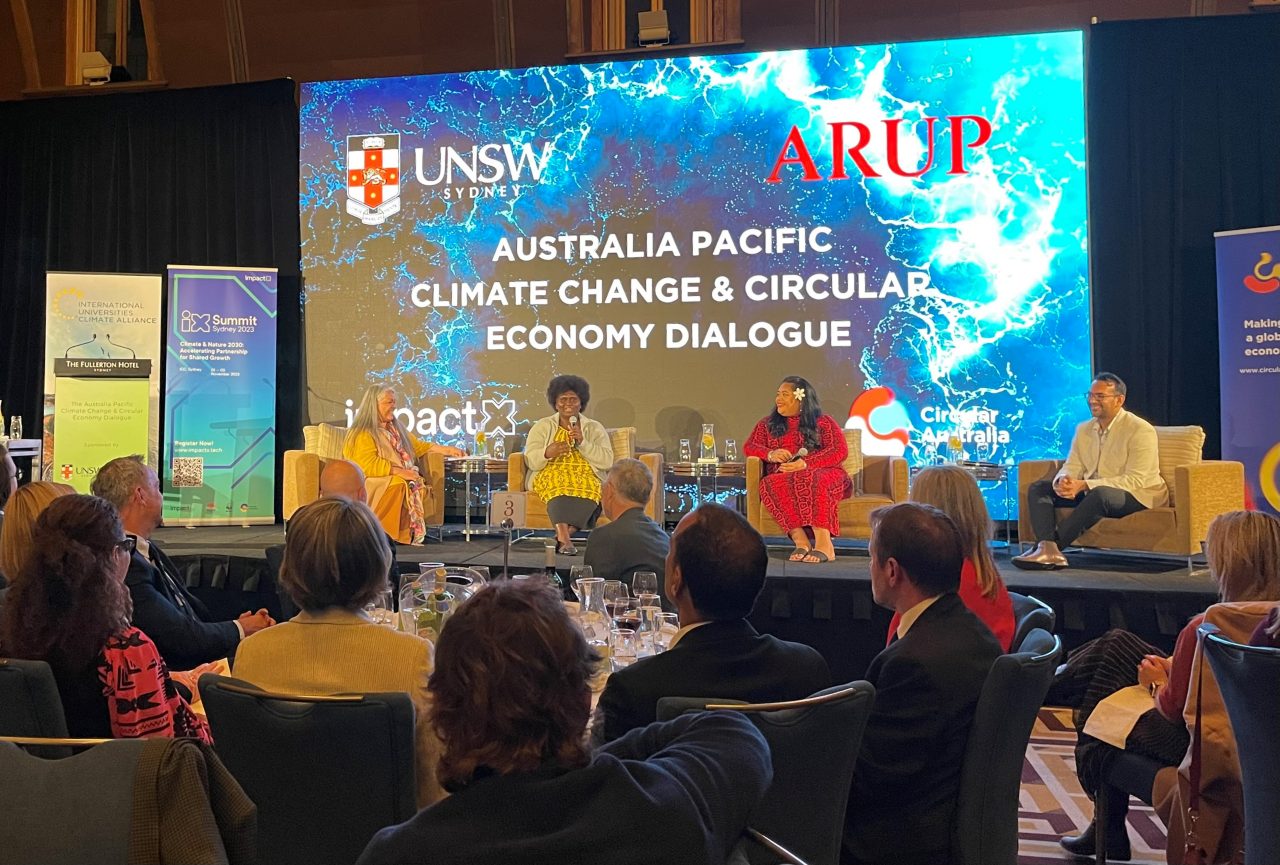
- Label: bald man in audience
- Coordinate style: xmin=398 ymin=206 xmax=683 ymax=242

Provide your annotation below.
xmin=320 ymin=458 xmax=368 ymax=502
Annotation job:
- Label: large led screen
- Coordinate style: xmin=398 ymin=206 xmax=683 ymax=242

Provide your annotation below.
xmin=300 ymin=32 xmax=1091 ymax=518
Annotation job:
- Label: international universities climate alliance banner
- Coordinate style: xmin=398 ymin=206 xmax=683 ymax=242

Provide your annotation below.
xmin=1216 ymin=226 xmax=1280 ymax=516
xmin=163 ymin=265 xmax=277 ymax=525
xmin=300 ymin=33 xmax=1091 ymax=518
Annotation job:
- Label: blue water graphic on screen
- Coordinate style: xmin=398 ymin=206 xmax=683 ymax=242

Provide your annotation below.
xmin=300 ymin=31 xmax=1091 ymax=520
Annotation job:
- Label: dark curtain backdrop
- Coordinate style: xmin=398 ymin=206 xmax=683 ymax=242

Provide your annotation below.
xmin=1088 ymin=15 xmax=1280 ymax=459
xmin=0 ymin=79 xmax=302 ymax=511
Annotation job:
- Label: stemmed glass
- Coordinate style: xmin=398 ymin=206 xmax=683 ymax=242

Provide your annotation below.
xmin=362 ymin=587 xmax=396 ymax=628
xmin=632 ymin=571 xmax=658 ymax=599
xmin=569 ymin=565 xmax=594 ymax=601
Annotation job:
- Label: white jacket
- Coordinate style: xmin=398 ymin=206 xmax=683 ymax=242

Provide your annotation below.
xmin=1056 ymin=408 xmax=1169 ymax=509
xmin=522 ymin=413 xmax=614 ymax=493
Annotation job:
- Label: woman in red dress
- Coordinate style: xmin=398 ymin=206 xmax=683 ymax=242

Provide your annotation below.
xmin=744 ymin=376 xmax=850 ymax=563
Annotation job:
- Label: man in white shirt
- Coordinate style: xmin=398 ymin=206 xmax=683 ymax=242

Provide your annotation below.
xmin=1014 ymin=372 xmax=1168 ymax=570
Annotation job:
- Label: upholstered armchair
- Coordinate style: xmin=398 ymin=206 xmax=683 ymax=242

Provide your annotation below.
xmin=745 ymin=429 xmax=909 ymax=541
xmin=1016 ymin=425 xmax=1244 ymax=566
xmin=282 ymin=422 xmax=445 ymax=524
xmin=505 ymin=426 xmax=663 ymax=528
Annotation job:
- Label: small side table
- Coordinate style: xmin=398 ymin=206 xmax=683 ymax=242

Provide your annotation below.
xmin=664 ymin=461 xmax=747 ymax=524
xmin=2 ymin=438 xmax=43 ymax=485
xmin=445 ymin=456 xmax=509 ymax=541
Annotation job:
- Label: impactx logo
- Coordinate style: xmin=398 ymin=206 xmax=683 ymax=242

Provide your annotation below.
xmin=179 ymin=311 xmax=212 ymax=333
xmin=414 ymin=140 xmax=555 ymax=202
xmin=344 ymin=397 xmax=520 ymax=439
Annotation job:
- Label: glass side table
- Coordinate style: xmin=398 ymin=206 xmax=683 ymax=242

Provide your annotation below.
xmin=445 ymin=456 xmax=509 ymax=541
xmin=664 ymin=461 xmax=747 ymax=526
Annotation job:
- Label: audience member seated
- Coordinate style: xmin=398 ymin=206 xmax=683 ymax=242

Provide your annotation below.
xmin=522 ymin=374 xmax=614 ymax=555
xmin=0 ymin=494 xmax=211 ymax=741
xmin=583 ymin=458 xmax=670 ymax=600
xmin=889 ymin=465 xmax=1015 ymax=651
xmin=844 ymin=502 xmax=1002 ymax=865
xmin=595 ymin=502 xmax=830 ymax=744
xmin=0 ymin=481 xmax=73 ymax=583
xmin=744 ymin=375 xmax=850 ymax=564
xmin=232 ymin=496 xmax=442 ymax=806
xmin=92 ymin=455 xmax=274 ymax=670
xmin=1252 ymin=603 xmax=1280 ymax=648
xmin=357 ymin=580 xmax=771 ymax=865
xmin=1050 ymin=509 xmax=1280 ymax=861
xmin=343 ymin=385 xmax=463 ymax=546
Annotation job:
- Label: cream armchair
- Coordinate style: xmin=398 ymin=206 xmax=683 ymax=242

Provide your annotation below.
xmin=1016 ymin=425 xmax=1244 ymax=566
xmin=282 ymin=422 xmax=445 ymax=524
xmin=506 ymin=426 xmax=663 ymax=527
xmin=745 ymin=429 xmax=909 ymax=541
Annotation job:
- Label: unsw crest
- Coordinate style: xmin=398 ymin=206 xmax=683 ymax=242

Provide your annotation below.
xmin=346 ymin=134 xmax=401 ymax=225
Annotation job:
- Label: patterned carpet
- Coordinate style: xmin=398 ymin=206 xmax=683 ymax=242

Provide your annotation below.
xmin=1019 ymin=708 xmax=1167 ymax=864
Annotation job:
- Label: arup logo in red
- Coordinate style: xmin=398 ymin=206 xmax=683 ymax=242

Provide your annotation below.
xmin=845 ymin=387 xmax=911 ymax=457
xmin=766 ymin=116 xmax=993 ymax=183
xmin=1244 ymin=252 xmax=1280 ymax=294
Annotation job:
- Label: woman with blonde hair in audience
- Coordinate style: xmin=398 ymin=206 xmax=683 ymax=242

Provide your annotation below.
xmin=232 ymin=496 xmax=442 ymax=806
xmin=1054 ymin=509 xmax=1280 ymax=861
xmin=0 ymin=494 xmax=211 ymax=741
xmin=343 ymin=385 xmax=463 ymax=545
xmin=0 ymin=481 xmax=74 ymax=582
xmin=896 ymin=464 xmax=1014 ymax=650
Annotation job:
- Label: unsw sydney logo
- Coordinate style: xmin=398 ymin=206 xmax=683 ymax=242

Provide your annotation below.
xmin=344 ymin=133 xmax=555 ymax=226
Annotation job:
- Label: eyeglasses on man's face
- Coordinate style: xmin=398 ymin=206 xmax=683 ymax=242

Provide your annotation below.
xmin=1084 ymin=391 xmax=1120 ymax=402
xmin=114 ymin=537 xmax=137 ymax=555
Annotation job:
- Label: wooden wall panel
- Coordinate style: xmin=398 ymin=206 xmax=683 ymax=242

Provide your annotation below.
xmin=26 ymin=0 xmax=64 ymax=87
xmin=0 ymin=3 xmax=26 ymax=99
xmin=149 ymin=0 xmax=233 ymax=87
xmin=740 ymin=0 xmax=814 ymax=51
xmin=512 ymin=0 xmax=568 ymax=69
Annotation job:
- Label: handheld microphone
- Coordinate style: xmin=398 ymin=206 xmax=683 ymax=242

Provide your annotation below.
xmin=569 ymin=415 xmax=579 ymax=448
xmin=784 ymin=447 xmax=809 ymax=463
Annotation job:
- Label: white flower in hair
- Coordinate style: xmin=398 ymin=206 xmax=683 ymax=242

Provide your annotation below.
xmin=792 ymin=387 xmax=806 ymax=401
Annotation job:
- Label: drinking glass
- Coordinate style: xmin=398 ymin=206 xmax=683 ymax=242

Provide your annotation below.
xmin=491 ymin=433 xmax=506 ymax=460
xmin=655 ymin=612 xmax=680 ymax=652
xmin=632 ymin=571 xmax=658 ymax=598
xmin=610 ymin=628 xmax=638 ymax=671
xmin=417 ymin=562 xmax=446 ymax=579
xmin=636 ymin=600 xmax=662 ymax=658
xmin=8 ymin=415 xmax=20 ymax=440
xmin=724 ymin=439 xmax=739 ymax=462
xmin=636 ymin=592 xmax=661 ymax=611
xmin=678 ymin=438 xmax=692 ymax=462
xmin=363 ymin=588 xmax=396 ymax=628
xmin=611 ymin=598 xmax=640 ymax=631
xmin=569 ymin=565 xmax=594 ymax=601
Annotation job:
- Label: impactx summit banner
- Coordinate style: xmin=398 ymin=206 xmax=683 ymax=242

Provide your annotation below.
xmin=163 ymin=265 xmax=277 ymax=525
xmin=300 ymin=33 xmax=1092 ymax=517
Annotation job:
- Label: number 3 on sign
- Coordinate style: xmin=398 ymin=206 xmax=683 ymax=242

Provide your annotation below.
xmin=490 ymin=492 xmax=526 ymax=528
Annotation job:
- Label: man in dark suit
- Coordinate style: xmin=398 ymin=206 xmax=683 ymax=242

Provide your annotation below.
xmin=842 ymin=503 xmax=1002 ymax=865
xmin=595 ymin=502 xmax=831 ymax=743
xmin=92 ymin=456 xmax=273 ymax=670
xmin=583 ymin=458 xmax=669 ymax=602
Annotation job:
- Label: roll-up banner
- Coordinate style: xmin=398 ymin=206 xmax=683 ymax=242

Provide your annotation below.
xmin=43 ymin=272 xmax=162 ymax=491
xmin=163 ymin=265 xmax=277 ymax=525
xmin=1214 ymin=225 xmax=1280 ymax=515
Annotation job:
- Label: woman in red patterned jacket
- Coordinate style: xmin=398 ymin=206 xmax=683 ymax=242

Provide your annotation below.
xmin=743 ymin=376 xmax=850 ymax=564
xmin=0 ymin=494 xmax=210 ymax=742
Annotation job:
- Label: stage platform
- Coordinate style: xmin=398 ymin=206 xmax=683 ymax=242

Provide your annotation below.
xmin=156 ymin=525 xmax=1219 ymax=683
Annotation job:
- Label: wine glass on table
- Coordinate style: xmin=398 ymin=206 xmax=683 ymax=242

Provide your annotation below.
xmin=632 ymin=571 xmax=658 ymax=599
xmin=612 ymin=598 xmax=641 ymax=632
xmin=569 ymin=565 xmax=593 ymax=603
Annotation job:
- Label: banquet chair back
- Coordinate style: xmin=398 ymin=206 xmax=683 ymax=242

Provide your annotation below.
xmin=954 ymin=629 xmax=1060 ymax=865
xmin=200 ymin=674 xmax=416 ymax=865
xmin=1202 ymin=624 xmax=1280 ymax=865
xmin=657 ymin=680 xmax=875 ymax=865
xmin=0 ymin=736 xmax=255 ymax=865
xmin=1008 ymin=592 xmax=1055 ymax=653
xmin=0 ymin=657 xmax=71 ymax=758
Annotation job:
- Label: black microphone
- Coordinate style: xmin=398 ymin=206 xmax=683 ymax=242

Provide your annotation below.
xmin=500 ymin=518 xmax=514 ymax=579
xmin=784 ymin=447 xmax=810 ymax=463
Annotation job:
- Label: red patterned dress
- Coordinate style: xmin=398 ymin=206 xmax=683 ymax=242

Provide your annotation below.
xmin=744 ymin=414 xmax=850 ymax=535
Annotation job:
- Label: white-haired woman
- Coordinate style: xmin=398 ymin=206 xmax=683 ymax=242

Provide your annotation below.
xmin=343 ymin=385 xmax=463 ymax=544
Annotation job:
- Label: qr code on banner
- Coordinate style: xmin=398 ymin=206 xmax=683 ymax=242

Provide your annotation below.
xmin=171 ymin=457 xmax=204 ymax=488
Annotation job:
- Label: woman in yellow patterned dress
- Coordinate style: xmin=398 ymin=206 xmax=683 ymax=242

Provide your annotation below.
xmin=343 ymin=385 xmax=463 ymax=545
xmin=523 ymin=375 xmax=613 ymax=555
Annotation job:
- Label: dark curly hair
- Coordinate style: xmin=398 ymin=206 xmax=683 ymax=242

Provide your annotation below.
xmin=0 ymin=495 xmax=133 ymax=672
xmin=546 ymin=374 xmax=591 ymax=411
xmin=766 ymin=375 xmax=825 ymax=451
xmin=429 ymin=581 xmax=599 ymax=791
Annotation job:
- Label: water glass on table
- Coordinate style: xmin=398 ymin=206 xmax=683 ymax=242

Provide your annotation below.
xmin=362 ymin=589 xmax=396 ymax=628
xmin=569 ymin=565 xmax=594 ymax=600
xmin=655 ymin=612 xmax=680 ymax=652
xmin=610 ymin=628 xmax=638 ymax=671
xmin=632 ymin=570 xmax=658 ymax=598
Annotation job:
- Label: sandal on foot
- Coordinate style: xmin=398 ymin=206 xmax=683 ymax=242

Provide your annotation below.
xmin=557 ymin=542 xmax=579 ymax=556
xmin=800 ymin=550 xmax=832 ymax=564
xmin=788 ymin=548 xmax=811 ymax=562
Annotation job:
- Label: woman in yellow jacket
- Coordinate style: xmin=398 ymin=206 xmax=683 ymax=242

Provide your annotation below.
xmin=343 ymin=385 xmax=462 ymax=544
